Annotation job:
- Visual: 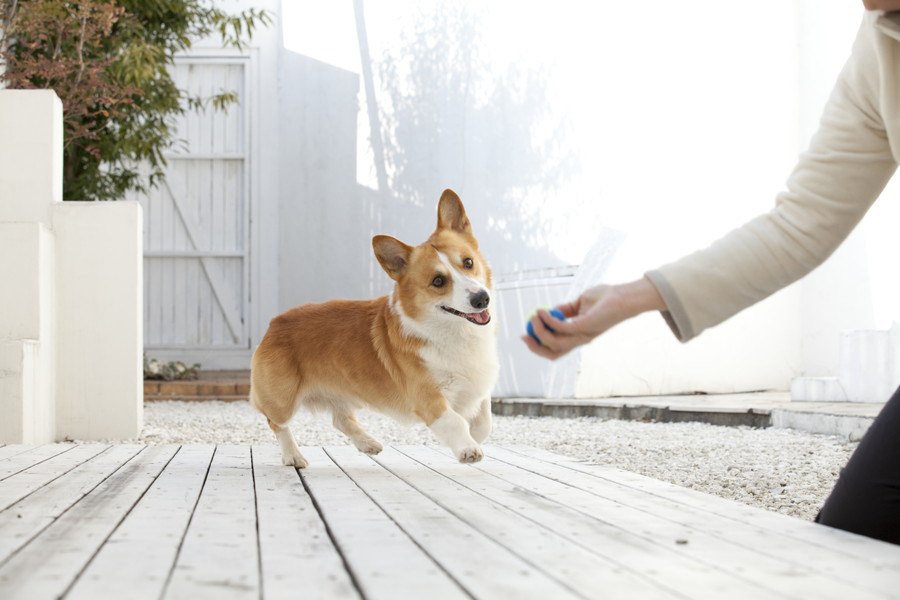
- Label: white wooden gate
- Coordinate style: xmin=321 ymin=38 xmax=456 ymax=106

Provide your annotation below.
xmin=135 ymin=55 xmax=255 ymax=368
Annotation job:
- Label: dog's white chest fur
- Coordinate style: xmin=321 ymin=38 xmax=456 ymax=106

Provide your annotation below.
xmin=417 ymin=326 xmax=499 ymax=419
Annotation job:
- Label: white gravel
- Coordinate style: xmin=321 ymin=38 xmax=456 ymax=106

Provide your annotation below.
xmin=135 ymin=400 xmax=857 ymax=521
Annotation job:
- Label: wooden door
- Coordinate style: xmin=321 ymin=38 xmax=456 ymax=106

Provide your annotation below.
xmin=136 ymin=56 xmax=253 ymax=368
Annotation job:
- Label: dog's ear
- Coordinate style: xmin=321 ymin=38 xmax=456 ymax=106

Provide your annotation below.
xmin=373 ymin=235 xmax=413 ymax=280
xmin=436 ymin=189 xmax=472 ymax=235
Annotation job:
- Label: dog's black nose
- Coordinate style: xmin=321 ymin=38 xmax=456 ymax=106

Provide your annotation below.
xmin=469 ymin=290 xmax=490 ymax=310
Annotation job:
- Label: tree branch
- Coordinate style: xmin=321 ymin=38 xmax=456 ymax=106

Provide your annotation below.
xmin=0 ymin=0 xmax=20 ymax=72
xmin=74 ymin=14 xmax=86 ymax=87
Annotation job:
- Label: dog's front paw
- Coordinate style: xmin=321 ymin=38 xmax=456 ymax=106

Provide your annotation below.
xmin=282 ymin=449 xmax=309 ymax=468
xmin=355 ymin=437 xmax=384 ymax=455
xmin=456 ymin=445 xmax=483 ymax=464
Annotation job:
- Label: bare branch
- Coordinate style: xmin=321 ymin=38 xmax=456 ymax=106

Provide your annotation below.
xmin=74 ymin=14 xmax=86 ymax=87
xmin=0 ymin=0 xmax=21 ymax=72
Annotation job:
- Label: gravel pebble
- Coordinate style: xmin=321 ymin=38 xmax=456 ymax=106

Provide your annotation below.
xmin=134 ymin=400 xmax=857 ymax=521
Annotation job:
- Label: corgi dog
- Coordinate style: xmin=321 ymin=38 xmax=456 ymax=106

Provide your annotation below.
xmin=250 ymin=189 xmax=499 ymax=466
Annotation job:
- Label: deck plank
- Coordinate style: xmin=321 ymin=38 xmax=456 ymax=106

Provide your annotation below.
xmin=0 ymin=445 xmax=171 ymax=600
xmin=66 ymin=445 xmax=214 ymax=600
xmin=0 ymin=445 xmax=142 ymax=564
xmin=164 ymin=445 xmax=260 ymax=600
xmin=0 ymin=444 xmax=110 ymax=515
xmin=0 ymin=445 xmax=42 ymax=462
xmin=490 ymin=446 xmax=900 ymax=597
xmin=371 ymin=446 xmax=679 ymax=600
xmin=456 ymin=447 xmax=887 ymax=600
xmin=0 ymin=443 xmax=896 ymax=599
xmin=299 ymin=446 xmax=468 ymax=600
xmin=505 ymin=445 xmax=900 ymax=569
xmin=398 ymin=445 xmax=774 ymax=600
xmin=0 ymin=443 xmax=77 ymax=481
xmin=326 ymin=445 xmax=582 ymax=600
xmin=252 ymin=445 xmax=360 ymax=600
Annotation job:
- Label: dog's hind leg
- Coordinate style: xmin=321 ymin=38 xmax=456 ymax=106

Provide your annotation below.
xmin=267 ymin=418 xmax=309 ymax=468
xmin=250 ymin=356 xmax=309 ymax=467
xmin=332 ymin=410 xmax=384 ymax=455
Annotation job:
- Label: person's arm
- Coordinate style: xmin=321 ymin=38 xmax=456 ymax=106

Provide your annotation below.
xmin=864 ymin=1 xmax=900 ymax=11
xmin=526 ymin=13 xmax=897 ymax=357
xmin=646 ymin=13 xmax=896 ymax=342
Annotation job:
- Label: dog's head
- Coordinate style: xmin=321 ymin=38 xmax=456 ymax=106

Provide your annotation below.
xmin=373 ymin=189 xmax=493 ymax=330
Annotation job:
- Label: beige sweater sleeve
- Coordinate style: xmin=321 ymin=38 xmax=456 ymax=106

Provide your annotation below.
xmin=645 ymin=17 xmax=898 ymax=342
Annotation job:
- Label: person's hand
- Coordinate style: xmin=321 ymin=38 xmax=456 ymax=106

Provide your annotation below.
xmin=522 ymin=277 xmax=666 ymax=360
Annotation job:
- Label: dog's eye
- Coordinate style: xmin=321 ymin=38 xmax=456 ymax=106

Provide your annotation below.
xmin=432 ymin=275 xmax=445 ymax=287
xmin=463 ymin=258 xmax=474 ymax=269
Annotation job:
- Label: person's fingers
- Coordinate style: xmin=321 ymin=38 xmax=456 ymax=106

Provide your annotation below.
xmin=531 ymin=311 xmax=559 ymax=350
xmin=541 ymin=307 xmax=593 ymax=338
xmin=541 ymin=308 xmax=581 ymax=335
xmin=556 ymin=300 xmax=580 ymax=319
xmin=521 ymin=335 xmax=564 ymax=360
xmin=535 ymin=313 xmax=588 ymax=357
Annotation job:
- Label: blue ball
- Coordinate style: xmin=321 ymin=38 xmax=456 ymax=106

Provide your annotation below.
xmin=526 ymin=308 xmax=566 ymax=345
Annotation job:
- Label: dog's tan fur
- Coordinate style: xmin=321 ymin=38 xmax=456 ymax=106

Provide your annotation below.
xmin=250 ymin=190 xmax=498 ymax=466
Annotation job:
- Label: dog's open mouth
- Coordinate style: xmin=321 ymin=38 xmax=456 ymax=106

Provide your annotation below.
xmin=441 ymin=306 xmax=491 ymax=325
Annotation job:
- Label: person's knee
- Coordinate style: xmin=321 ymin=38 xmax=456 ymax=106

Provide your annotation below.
xmin=817 ymin=476 xmax=900 ymax=545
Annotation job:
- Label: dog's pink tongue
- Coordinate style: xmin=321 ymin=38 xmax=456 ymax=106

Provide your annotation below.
xmin=471 ymin=310 xmax=490 ymax=324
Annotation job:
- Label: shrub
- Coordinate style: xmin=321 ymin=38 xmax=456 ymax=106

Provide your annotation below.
xmin=143 ymin=354 xmax=201 ymax=381
xmin=0 ymin=0 xmax=269 ymax=201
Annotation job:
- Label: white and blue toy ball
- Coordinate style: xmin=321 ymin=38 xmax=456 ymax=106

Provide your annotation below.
xmin=526 ymin=308 xmax=566 ymax=345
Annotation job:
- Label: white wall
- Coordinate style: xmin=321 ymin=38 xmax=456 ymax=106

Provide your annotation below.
xmin=277 ymin=1 xmax=891 ymax=397
xmin=796 ymin=1 xmax=870 ymax=380
xmin=797 ymin=2 xmax=900 ymax=380
xmin=182 ymin=0 xmax=282 ymax=357
xmin=0 ymin=90 xmax=142 ymax=442
xmin=0 ymin=225 xmax=55 ymax=441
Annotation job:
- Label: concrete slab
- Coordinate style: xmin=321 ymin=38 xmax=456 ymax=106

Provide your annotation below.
xmin=492 ymin=392 xmax=885 ymax=440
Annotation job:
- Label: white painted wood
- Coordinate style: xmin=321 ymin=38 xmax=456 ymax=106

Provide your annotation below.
xmin=0 ymin=444 xmax=108 ymax=512
xmin=252 ymin=445 xmax=359 ymax=600
xmin=0 ymin=445 xmax=141 ymax=564
xmin=0 ymin=443 xmax=74 ymax=480
xmin=136 ymin=57 xmax=254 ymax=366
xmin=454 ymin=447 xmax=886 ymax=600
xmin=165 ymin=445 xmax=259 ymax=600
xmin=162 ymin=177 xmax=243 ymax=342
xmin=67 ymin=445 xmax=214 ymax=600
xmin=2 ymin=443 xmax=896 ymax=599
xmin=504 ymin=445 xmax=900 ymax=569
xmin=326 ymin=445 xmax=580 ymax=600
xmin=0 ymin=446 xmax=175 ymax=599
xmin=0 ymin=445 xmax=37 ymax=461
xmin=491 ymin=446 xmax=900 ymax=597
xmin=397 ymin=445 xmax=769 ymax=600
xmin=298 ymin=446 xmax=467 ymax=600
xmin=369 ymin=447 xmax=679 ymax=599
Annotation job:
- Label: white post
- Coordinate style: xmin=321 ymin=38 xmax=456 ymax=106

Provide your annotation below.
xmin=0 ymin=90 xmax=63 ymax=221
xmin=54 ymin=201 xmax=143 ymax=440
xmin=0 ymin=90 xmax=61 ymax=442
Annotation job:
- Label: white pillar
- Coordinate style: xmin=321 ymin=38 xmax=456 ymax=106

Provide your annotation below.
xmin=0 ymin=91 xmax=61 ymax=443
xmin=0 ymin=90 xmax=63 ymax=221
xmin=54 ymin=202 xmax=143 ymax=440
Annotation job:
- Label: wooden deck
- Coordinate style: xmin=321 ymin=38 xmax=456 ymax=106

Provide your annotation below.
xmin=0 ymin=444 xmax=898 ymax=600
